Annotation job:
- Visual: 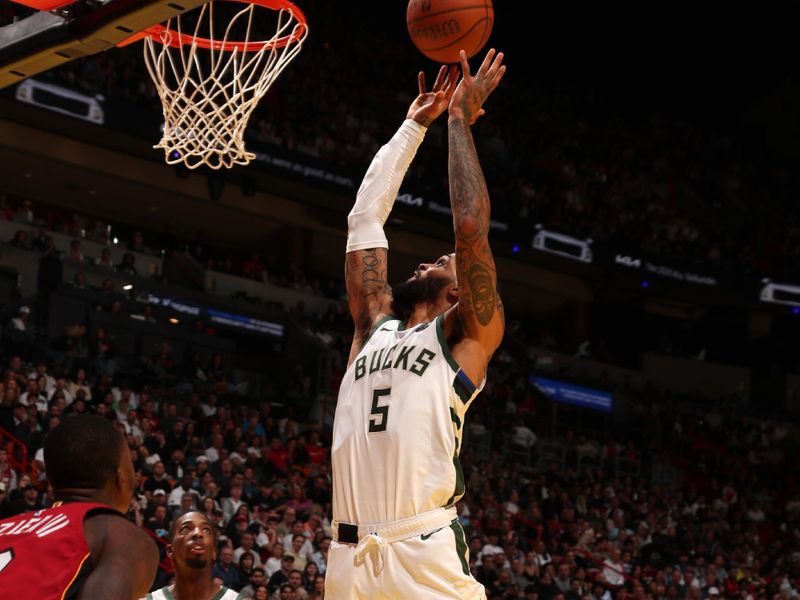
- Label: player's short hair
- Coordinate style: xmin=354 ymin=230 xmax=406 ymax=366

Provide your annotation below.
xmin=44 ymin=414 xmax=126 ymax=490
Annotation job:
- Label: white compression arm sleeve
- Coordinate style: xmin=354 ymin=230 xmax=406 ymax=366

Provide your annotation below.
xmin=346 ymin=119 xmax=427 ymax=253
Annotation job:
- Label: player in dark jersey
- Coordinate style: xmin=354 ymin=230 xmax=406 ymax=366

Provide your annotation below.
xmin=143 ymin=511 xmax=243 ymax=600
xmin=0 ymin=414 xmax=158 ymax=599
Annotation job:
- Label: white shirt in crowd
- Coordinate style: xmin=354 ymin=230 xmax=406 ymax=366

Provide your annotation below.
xmin=602 ymin=559 xmax=626 ymax=587
xmin=512 ymin=425 xmax=537 ymax=448
xmin=168 ymin=485 xmax=200 ymax=510
xmin=28 ymin=372 xmax=55 ymax=393
xmin=47 ymin=387 xmax=74 ymax=406
xmin=282 ymin=534 xmax=314 ymax=561
xmin=19 ymin=392 xmax=49 ymax=414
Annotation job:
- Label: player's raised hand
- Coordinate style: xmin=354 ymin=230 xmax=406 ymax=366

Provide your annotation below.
xmin=406 ymin=64 xmax=460 ymax=127
xmin=449 ymin=48 xmax=506 ymax=125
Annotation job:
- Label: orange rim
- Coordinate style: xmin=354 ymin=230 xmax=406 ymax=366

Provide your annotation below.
xmin=132 ymin=0 xmax=307 ymax=52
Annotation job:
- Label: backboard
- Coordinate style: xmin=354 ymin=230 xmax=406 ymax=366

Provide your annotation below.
xmin=0 ymin=0 xmax=209 ymax=88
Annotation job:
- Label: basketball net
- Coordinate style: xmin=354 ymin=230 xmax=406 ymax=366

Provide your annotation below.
xmin=142 ymin=1 xmax=307 ymax=170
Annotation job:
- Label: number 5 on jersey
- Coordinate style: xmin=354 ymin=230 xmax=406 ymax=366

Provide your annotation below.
xmin=368 ymin=388 xmax=391 ymax=433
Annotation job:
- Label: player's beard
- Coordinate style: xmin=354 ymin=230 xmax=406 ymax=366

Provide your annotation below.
xmin=391 ymin=276 xmax=451 ymax=322
xmin=186 ymin=558 xmax=208 ymax=569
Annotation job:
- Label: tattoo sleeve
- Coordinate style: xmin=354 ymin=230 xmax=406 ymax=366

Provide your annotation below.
xmin=345 ymin=247 xmax=392 ymax=345
xmin=449 ymin=117 xmax=504 ymax=344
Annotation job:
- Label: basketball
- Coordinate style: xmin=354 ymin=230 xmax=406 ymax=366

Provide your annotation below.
xmin=407 ymin=0 xmax=494 ymax=64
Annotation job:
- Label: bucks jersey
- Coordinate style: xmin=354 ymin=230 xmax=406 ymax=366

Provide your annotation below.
xmin=146 ymin=586 xmax=242 ymax=600
xmin=332 ymin=314 xmax=483 ymax=525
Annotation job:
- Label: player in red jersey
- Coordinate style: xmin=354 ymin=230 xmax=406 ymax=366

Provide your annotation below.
xmin=0 ymin=414 xmax=159 ymax=599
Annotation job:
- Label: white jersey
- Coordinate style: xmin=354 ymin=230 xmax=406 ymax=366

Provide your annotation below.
xmin=145 ymin=586 xmax=242 ymax=600
xmin=332 ymin=315 xmax=483 ymax=524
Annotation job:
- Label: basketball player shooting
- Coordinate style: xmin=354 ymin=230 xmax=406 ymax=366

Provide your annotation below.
xmin=328 ymin=49 xmax=506 ymax=599
xmin=142 ymin=511 xmax=243 ymax=600
xmin=0 ymin=415 xmax=158 ymax=599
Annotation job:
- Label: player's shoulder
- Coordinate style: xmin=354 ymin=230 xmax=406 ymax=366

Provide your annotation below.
xmin=219 ymin=587 xmax=244 ymax=600
xmin=84 ymin=509 xmax=156 ymax=559
xmin=369 ymin=314 xmax=402 ymax=335
xmin=139 ymin=587 xmax=165 ymax=600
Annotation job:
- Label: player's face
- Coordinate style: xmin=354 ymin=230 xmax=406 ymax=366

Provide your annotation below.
xmin=408 ymin=253 xmax=457 ymax=284
xmin=170 ymin=512 xmax=216 ymax=569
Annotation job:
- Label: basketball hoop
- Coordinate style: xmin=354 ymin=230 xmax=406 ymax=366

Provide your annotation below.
xmin=132 ymin=0 xmax=307 ymax=170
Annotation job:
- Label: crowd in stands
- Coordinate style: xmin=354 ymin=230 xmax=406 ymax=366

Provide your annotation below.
xmin=3 ymin=4 xmax=799 ymax=283
xmin=1 ymin=192 xmax=347 ymax=307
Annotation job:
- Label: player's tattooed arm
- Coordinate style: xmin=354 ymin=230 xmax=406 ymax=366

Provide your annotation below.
xmin=445 ymin=49 xmax=506 ymax=382
xmin=449 ymin=118 xmax=504 ymax=343
xmin=345 ymin=248 xmax=392 ymax=364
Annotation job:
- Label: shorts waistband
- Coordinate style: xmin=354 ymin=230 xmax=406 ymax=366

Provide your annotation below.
xmin=332 ymin=506 xmax=457 ymax=544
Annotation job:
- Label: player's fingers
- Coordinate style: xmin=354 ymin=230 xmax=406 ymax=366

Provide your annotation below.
xmin=418 ymin=71 xmax=427 ymax=94
xmin=478 ymin=48 xmax=496 ymax=76
xmin=445 ymin=65 xmax=460 ymax=97
xmin=487 ymin=52 xmax=505 ymax=78
xmin=432 ymin=64 xmax=448 ymax=90
xmin=459 ymin=50 xmax=471 ymax=78
xmin=490 ymin=65 xmax=507 ymax=91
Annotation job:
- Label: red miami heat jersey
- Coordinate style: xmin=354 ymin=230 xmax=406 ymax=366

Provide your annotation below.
xmin=0 ymin=501 xmax=119 ymax=599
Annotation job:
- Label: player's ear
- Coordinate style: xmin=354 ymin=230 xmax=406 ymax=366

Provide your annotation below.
xmin=166 ymin=543 xmax=174 ymax=558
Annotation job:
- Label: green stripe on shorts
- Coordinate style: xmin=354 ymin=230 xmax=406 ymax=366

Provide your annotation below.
xmin=449 ymin=518 xmax=470 ymax=576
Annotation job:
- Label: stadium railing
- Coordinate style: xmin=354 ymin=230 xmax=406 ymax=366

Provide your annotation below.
xmin=0 ymin=426 xmax=28 ymax=478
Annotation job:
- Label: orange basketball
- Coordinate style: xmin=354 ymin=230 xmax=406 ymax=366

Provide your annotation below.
xmin=407 ymin=0 xmax=494 ymax=64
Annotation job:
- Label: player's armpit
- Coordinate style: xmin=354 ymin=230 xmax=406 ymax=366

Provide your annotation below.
xmin=345 ymin=247 xmax=393 ymax=363
xmin=80 ymin=514 xmax=159 ymax=600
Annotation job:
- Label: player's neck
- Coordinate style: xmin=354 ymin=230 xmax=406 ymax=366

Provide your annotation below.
xmin=171 ymin=571 xmax=220 ymax=600
xmin=406 ymin=299 xmax=449 ymax=328
xmin=54 ymin=488 xmax=119 ymax=510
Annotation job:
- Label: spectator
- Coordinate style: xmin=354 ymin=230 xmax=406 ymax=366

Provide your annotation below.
xmin=4 ymin=306 xmax=34 ymax=360
xmin=300 ymin=561 xmax=318 ymax=595
xmin=267 ymin=554 xmax=295 ymax=596
xmin=168 ymin=473 xmax=199 ymax=513
xmin=67 ymin=367 xmax=92 ymax=401
xmin=211 ymin=546 xmax=242 ymax=591
xmin=67 ymin=239 xmax=84 ymax=263
xmin=233 ymin=531 xmax=261 ymax=569
xmin=115 ymin=252 xmax=138 ymax=277
xmin=97 ymin=247 xmax=115 ymax=269
xmin=128 ymin=230 xmax=152 ymax=255
xmin=278 ymin=583 xmax=297 ymax=600
xmin=241 ymin=253 xmax=266 ymax=281
xmin=12 ymin=199 xmax=33 ymax=224
xmin=6 ymin=481 xmax=42 ymax=516
xmin=264 ymin=542 xmax=285 ymax=578
xmin=240 ymin=567 xmax=267 ymax=599
xmin=71 ymin=271 xmax=89 ymax=291
xmin=510 ymin=419 xmax=537 ymax=452
xmin=237 ymin=551 xmax=256 ymax=584
xmin=0 ymin=448 xmax=18 ymax=494
xmin=10 ymin=229 xmax=29 ymax=249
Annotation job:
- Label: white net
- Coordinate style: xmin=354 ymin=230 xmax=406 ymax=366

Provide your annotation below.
xmin=143 ymin=0 xmax=307 ymax=170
